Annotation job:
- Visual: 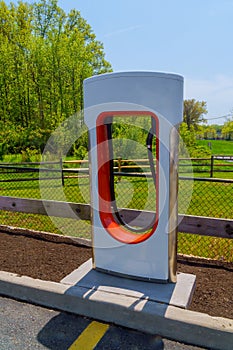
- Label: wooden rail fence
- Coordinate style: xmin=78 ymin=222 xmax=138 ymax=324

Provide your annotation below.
xmin=0 ymin=196 xmax=232 ymax=239
xmin=1 ymin=156 xmax=233 ymax=185
xmin=65 ymin=156 xmax=233 ymax=178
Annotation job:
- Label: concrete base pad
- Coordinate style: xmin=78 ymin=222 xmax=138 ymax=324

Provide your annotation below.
xmin=61 ymin=259 xmax=196 ymax=309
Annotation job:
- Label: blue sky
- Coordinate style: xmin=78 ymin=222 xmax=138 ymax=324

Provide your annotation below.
xmin=57 ymin=0 xmax=233 ymax=125
xmin=6 ymin=0 xmax=233 ymax=124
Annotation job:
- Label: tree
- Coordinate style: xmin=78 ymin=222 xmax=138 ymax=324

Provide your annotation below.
xmin=222 ymin=117 xmax=233 ymax=140
xmin=179 ymin=122 xmax=211 ymax=158
xmin=183 ymin=99 xmax=208 ymax=130
xmin=196 ymin=124 xmax=217 ymax=140
xmin=0 ymin=0 xmax=112 ymax=155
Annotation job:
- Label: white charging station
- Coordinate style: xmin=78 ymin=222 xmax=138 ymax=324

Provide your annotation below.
xmin=84 ymin=71 xmax=183 ymax=283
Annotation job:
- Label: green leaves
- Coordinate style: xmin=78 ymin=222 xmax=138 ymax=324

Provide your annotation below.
xmin=179 ymin=122 xmax=211 ymax=158
xmin=222 ymin=117 xmax=233 ymax=140
xmin=183 ymin=99 xmax=208 ymax=130
xmin=0 ymin=0 xmax=112 ymax=155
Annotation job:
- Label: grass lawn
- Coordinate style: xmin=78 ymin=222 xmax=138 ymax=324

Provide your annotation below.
xmin=180 ymin=139 xmax=233 ymax=178
xmin=196 ymin=139 xmax=233 ymax=155
xmin=178 ymin=233 xmax=233 ymax=262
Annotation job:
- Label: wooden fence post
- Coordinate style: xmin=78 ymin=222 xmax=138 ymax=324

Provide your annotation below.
xmin=117 ymin=157 xmax=122 ymax=182
xmin=60 ymin=158 xmax=64 ymax=186
xmin=210 ymin=155 xmax=214 ymax=178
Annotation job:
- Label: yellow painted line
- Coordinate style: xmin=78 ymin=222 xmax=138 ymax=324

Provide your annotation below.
xmin=68 ymin=321 xmax=109 ymax=350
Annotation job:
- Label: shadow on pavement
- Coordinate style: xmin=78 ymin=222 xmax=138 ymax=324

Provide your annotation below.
xmin=37 ymin=311 xmax=165 ymax=350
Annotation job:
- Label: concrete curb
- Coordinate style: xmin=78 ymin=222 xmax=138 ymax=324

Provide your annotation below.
xmin=0 ymin=271 xmax=232 ymax=350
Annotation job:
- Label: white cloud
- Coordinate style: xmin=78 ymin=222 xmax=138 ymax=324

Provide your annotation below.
xmin=185 ymin=75 xmax=233 ymax=123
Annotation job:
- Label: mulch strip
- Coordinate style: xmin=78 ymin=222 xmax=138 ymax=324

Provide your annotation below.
xmin=0 ymin=231 xmax=232 ymax=319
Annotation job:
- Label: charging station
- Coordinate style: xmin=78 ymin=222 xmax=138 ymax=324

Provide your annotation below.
xmin=84 ymin=71 xmax=183 ymax=283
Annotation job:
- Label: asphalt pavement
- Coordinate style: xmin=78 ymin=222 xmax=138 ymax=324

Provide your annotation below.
xmin=0 ymin=296 xmax=206 ymax=350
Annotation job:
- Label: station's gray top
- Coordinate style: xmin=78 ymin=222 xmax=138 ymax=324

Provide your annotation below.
xmin=84 ymin=71 xmax=184 ymax=126
xmin=84 ymin=71 xmax=184 ymax=85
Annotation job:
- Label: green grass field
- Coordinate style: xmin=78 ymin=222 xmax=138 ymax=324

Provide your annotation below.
xmin=179 ymin=139 xmax=233 ymax=178
xmin=196 ymin=139 xmax=233 ymax=155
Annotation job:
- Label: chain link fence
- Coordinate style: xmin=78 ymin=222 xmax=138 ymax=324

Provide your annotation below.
xmin=178 ymin=177 xmax=233 ymax=262
xmin=0 ymin=161 xmax=232 ymax=261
